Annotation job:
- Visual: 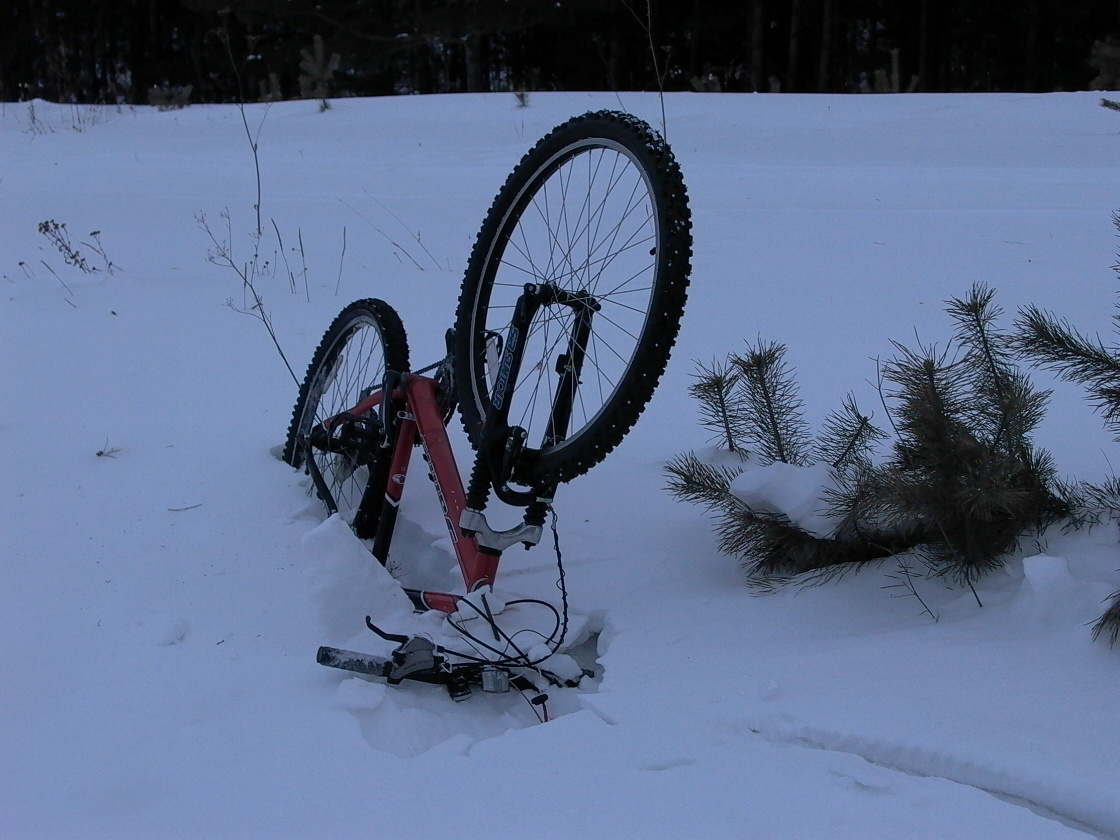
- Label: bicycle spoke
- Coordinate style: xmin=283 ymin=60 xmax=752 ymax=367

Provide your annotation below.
xmin=456 ymin=112 xmax=690 ymax=486
xmin=496 ymin=171 xmax=651 ymax=442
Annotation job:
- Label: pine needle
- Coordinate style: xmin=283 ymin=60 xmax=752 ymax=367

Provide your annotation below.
xmin=1013 ymin=304 xmax=1120 ymax=437
xmin=730 ymin=340 xmax=811 ymax=465
xmin=664 ymin=452 xmax=743 ymax=511
xmin=689 ymin=358 xmax=747 ymax=453
xmin=1091 ymin=593 xmax=1120 ymax=646
xmin=813 ymin=393 xmax=886 ymax=472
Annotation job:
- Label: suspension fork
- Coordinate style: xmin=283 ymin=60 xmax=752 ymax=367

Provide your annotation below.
xmin=481 ymin=282 xmax=599 ymax=480
xmin=544 ymin=295 xmax=596 ymax=448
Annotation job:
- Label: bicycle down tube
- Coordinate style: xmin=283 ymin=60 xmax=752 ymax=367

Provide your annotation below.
xmin=330 ymin=372 xmax=503 ymax=613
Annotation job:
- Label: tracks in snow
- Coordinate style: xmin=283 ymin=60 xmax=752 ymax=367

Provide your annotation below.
xmin=747 ymin=717 xmax=1117 ymax=840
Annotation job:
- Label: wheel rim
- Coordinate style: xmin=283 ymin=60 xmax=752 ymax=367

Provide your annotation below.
xmin=299 ymin=316 xmax=388 ymax=515
xmin=470 ymin=138 xmax=661 ymax=457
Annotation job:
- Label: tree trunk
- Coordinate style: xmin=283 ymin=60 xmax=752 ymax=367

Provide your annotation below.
xmin=786 ymin=0 xmax=801 ymax=91
xmin=1023 ymin=0 xmax=1038 ymax=90
xmin=464 ymin=32 xmax=484 ymax=92
xmin=607 ymin=29 xmax=620 ymax=91
xmin=129 ymin=0 xmax=152 ymax=103
xmin=817 ymin=0 xmax=832 ymax=91
xmin=750 ymin=0 xmax=764 ymax=91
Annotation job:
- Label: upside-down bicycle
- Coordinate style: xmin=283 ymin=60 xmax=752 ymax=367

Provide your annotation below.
xmin=283 ymin=111 xmax=692 ymax=713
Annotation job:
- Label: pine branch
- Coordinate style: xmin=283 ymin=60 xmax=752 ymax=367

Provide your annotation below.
xmin=821 ymin=460 xmax=899 ymax=538
xmin=731 ymin=340 xmax=811 ymax=465
xmin=1014 ymin=304 xmax=1120 ymax=437
xmin=1053 ymin=478 xmax=1098 ymax=530
xmin=667 ymin=452 xmax=909 ymax=585
xmin=1023 ymin=446 xmax=1068 ymax=525
xmin=813 ymin=393 xmax=887 ymax=472
xmin=1058 ymin=475 xmax=1120 ymax=529
xmin=882 ymin=559 xmax=939 ymax=621
xmin=946 ymin=286 xmax=1060 ymax=526
xmin=877 ymin=320 xmax=1062 ymax=586
xmin=947 ymin=283 xmax=1013 ymax=374
xmin=1014 ymin=305 xmax=1120 ymax=380
xmin=689 ymin=358 xmax=747 ymax=453
xmin=947 ymin=283 xmax=1024 ymax=447
xmin=729 ymin=505 xmax=917 ymax=582
xmin=1092 ymin=593 xmax=1120 ymax=646
xmin=880 ymin=341 xmax=972 ymax=470
xmin=1084 ymin=475 xmax=1120 ymax=514
xmin=664 ymin=452 xmax=743 ymax=512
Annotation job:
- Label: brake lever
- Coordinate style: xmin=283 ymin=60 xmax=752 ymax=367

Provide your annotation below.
xmin=387 ymin=637 xmax=440 ymax=683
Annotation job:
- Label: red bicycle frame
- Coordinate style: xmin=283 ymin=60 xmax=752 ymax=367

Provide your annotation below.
xmin=333 ymin=372 xmax=500 ymax=614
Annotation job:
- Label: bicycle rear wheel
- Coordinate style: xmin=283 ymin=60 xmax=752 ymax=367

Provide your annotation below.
xmin=454 ymin=110 xmax=692 ymax=487
xmin=284 ymin=299 xmax=409 ymax=526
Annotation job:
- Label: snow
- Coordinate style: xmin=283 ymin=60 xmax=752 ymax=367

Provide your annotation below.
xmin=2 ymin=92 xmax=1119 ymax=838
xmin=730 ymin=459 xmax=839 ymax=536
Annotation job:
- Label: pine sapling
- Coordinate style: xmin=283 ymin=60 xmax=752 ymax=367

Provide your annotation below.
xmin=689 ymin=358 xmax=748 ymax=453
xmin=872 ymin=286 xmax=1064 ymax=588
xmin=300 ymin=34 xmax=341 ymax=109
xmin=813 ymin=393 xmax=887 ymax=473
xmin=668 ymin=285 xmax=1063 ymax=600
xmin=731 ymin=340 xmax=812 ymax=465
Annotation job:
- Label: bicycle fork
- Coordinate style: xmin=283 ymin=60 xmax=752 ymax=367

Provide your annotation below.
xmin=471 ymin=281 xmax=599 ymax=507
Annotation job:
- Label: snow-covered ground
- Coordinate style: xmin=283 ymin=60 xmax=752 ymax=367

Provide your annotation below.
xmin=2 ymin=91 xmax=1119 ymax=839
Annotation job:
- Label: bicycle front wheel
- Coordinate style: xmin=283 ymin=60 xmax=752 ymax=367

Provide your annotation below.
xmin=284 ymin=299 xmax=410 ymax=522
xmin=454 ymin=110 xmax=692 ymax=487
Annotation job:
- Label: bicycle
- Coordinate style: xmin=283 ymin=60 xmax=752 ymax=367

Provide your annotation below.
xmin=283 ymin=110 xmax=692 ymax=713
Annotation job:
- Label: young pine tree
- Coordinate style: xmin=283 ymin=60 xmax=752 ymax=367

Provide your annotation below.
xmin=731 ymin=340 xmax=812 ymax=466
xmin=688 ymin=358 xmax=748 ymax=454
xmin=667 ymin=340 xmax=898 ymax=585
xmin=669 ymin=284 xmax=1065 ymax=596
xmin=869 ymin=285 xmax=1066 ymax=588
xmin=1013 ymin=227 xmax=1120 ymax=644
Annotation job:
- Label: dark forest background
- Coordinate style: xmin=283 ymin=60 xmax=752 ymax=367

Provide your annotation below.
xmin=5 ymin=0 xmax=1120 ymax=105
